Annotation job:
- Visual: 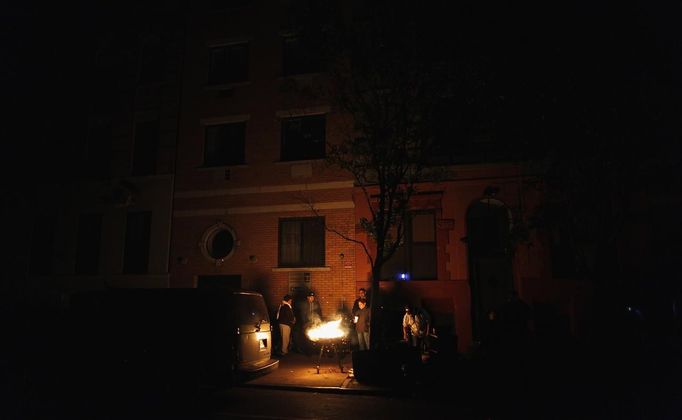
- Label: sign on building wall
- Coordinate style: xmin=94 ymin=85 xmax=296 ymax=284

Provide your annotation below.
xmin=288 ymin=272 xmax=311 ymax=298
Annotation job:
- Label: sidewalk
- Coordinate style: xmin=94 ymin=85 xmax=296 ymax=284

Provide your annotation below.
xmin=239 ymin=351 xmax=390 ymax=395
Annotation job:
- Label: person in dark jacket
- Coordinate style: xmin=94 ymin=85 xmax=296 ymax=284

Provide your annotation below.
xmin=300 ymin=291 xmax=322 ymax=327
xmin=352 ymin=288 xmax=368 ymax=317
xmin=277 ymin=295 xmax=295 ymax=355
xmin=295 ymin=291 xmax=322 ymax=354
xmin=354 ymin=298 xmax=371 ymax=350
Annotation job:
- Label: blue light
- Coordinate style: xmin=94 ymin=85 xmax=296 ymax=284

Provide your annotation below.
xmin=398 ymin=272 xmax=410 ymax=281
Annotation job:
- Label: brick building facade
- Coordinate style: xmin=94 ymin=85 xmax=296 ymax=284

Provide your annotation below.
xmin=169 ymin=2 xmax=358 ymax=320
xmin=167 ymin=2 xmax=592 ymax=352
xmin=17 ymin=1 xmax=595 ymax=354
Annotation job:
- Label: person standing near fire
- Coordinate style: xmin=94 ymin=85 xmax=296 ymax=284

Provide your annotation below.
xmin=352 ymin=288 xmax=369 ymax=317
xmin=354 ymin=298 xmax=371 ymax=350
xmin=301 ymin=291 xmax=322 ymax=325
xmin=277 ymin=295 xmax=295 ymax=356
xmin=402 ymin=304 xmax=426 ymax=349
xmin=295 ymin=291 xmax=322 ymax=354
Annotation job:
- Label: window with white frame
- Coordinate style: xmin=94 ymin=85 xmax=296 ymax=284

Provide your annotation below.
xmin=279 ymin=217 xmax=325 ymax=267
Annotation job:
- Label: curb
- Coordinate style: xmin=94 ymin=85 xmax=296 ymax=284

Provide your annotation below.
xmin=237 ymin=382 xmax=397 ymax=397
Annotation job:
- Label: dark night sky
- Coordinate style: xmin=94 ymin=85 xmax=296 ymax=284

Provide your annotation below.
xmin=3 ymin=1 xmax=92 ymax=194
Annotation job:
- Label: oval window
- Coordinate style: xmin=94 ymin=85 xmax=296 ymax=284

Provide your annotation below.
xmin=200 ymin=223 xmax=237 ymax=263
xmin=208 ymin=229 xmax=234 ymax=259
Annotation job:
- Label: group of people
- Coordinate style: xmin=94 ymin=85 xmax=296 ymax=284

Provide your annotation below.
xmin=276 ymin=291 xmax=322 ymax=356
xmin=276 ymin=287 xmax=432 ymax=355
xmin=276 ymin=288 xmax=372 ymax=356
xmin=402 ymin=304 xmax=431 ymax=352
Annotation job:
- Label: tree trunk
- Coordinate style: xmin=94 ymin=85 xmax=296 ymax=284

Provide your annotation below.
xmin=369 ymin=264 xmax=382 ymax=349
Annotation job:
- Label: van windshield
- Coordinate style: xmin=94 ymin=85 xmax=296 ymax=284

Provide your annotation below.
xmin=231 ymin=294 xmax=269 ymax=324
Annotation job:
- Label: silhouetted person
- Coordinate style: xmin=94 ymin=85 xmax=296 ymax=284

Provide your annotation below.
xmin=402 ymin=305 xmax=426 ymax=349
xmin=354 ymin=298 xmax=370 ymax=350
xmin=352 ymin=288 xmax=369 ymax=317
xmin=501 ymin=290 xmax=531 ymax=338
xmin=277 ymin=295 xmax=295 ymax=355
xmin=415 ymin=305 xmax=431 ymax=352
xmin=481 ymin=309 xmax=503 ymax=352
xmin=296 ymin=291 xmax=322 ymax=354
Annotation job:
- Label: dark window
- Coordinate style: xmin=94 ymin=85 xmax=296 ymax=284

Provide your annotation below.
xmin=123 ymin=211 xmax=151 ymax=274
xmin=208 ymin=43 xmax=249 ymax=85
xmin=279 ymin=217 xmax=325 ymax=267
xmin=427 ymin=97 xmax=510 ymax=165
xmin=281 ymin=114 xmax=325 ymax=161
xmin=230 ymin=293 xmax=269 ymax=324
xmin=282 ymin=36 xmax=322 ymax=76
xmin=28 ymin=216 xmax=55 ymax=275
xmin=381 ymin=212 xmax=437 ymax=280
xmin=204 ymin=122 xmax=246 ymax=167
xmin=132 ymin=120 xmax=159 ymax=176
xmin=75 ymin=214 xmax=103 ymax=275
xmin=210 ymin=0 xmax=247 ymax=10
xmin=86 ymin=118 xmax=112 ymax=177
xmin=207 ymin=229 xmax=235 ymax=259
xmin=139 ymin=39 xmax=164 ymax=84
xmin=550 ymin=224 xmax=578 ymax=278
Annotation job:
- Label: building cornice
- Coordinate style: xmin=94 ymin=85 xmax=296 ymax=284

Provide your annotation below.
xmin=175 ymin=180 xmax=354 ymax=198
xmin=173 ymin=200 xmax=354 ymax=217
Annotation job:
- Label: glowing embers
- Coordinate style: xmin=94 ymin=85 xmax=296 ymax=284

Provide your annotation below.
xmin=306 ymin=319 xmax=347 ymax=341
xmin=305 ymin=318 xmax=350 ymax=374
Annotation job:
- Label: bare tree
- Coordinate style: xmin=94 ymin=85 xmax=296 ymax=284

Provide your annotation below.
xmin=290 ymin=0 xmax=457 ymax=347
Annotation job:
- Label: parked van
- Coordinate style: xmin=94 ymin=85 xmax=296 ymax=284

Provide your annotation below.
xmin=66 ymin=288 xmax=278 ymax=398
xmin=206 ymin=289 xmax=279 ymax=378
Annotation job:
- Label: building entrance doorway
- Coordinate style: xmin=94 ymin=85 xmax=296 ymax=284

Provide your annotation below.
xmin=467 ymin=198 xmax=514 ymax=343
xmin=197 ymin=274 xmax=242 ymax=290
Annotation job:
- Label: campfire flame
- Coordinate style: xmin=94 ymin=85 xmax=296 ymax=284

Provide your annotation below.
xmin=306 ymin=319 xmax=346 ymax=341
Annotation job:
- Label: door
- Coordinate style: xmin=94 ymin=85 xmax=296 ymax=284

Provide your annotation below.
xmin=197 ymin=275 xmax=242 ymax=289
xmin=467 ymin=198 xmax=514 ymax=343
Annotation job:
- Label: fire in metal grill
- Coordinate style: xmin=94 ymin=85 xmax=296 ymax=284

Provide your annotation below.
xmin=306 ymin=319 xmax=350 ymax=374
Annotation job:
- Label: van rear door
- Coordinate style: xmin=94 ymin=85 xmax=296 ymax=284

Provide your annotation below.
xmin=230 ymin=292 xmax=276 ymax=372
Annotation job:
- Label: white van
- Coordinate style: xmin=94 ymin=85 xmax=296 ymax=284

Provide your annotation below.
xmin=208 ymin=289 xmax=279 ymax=378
